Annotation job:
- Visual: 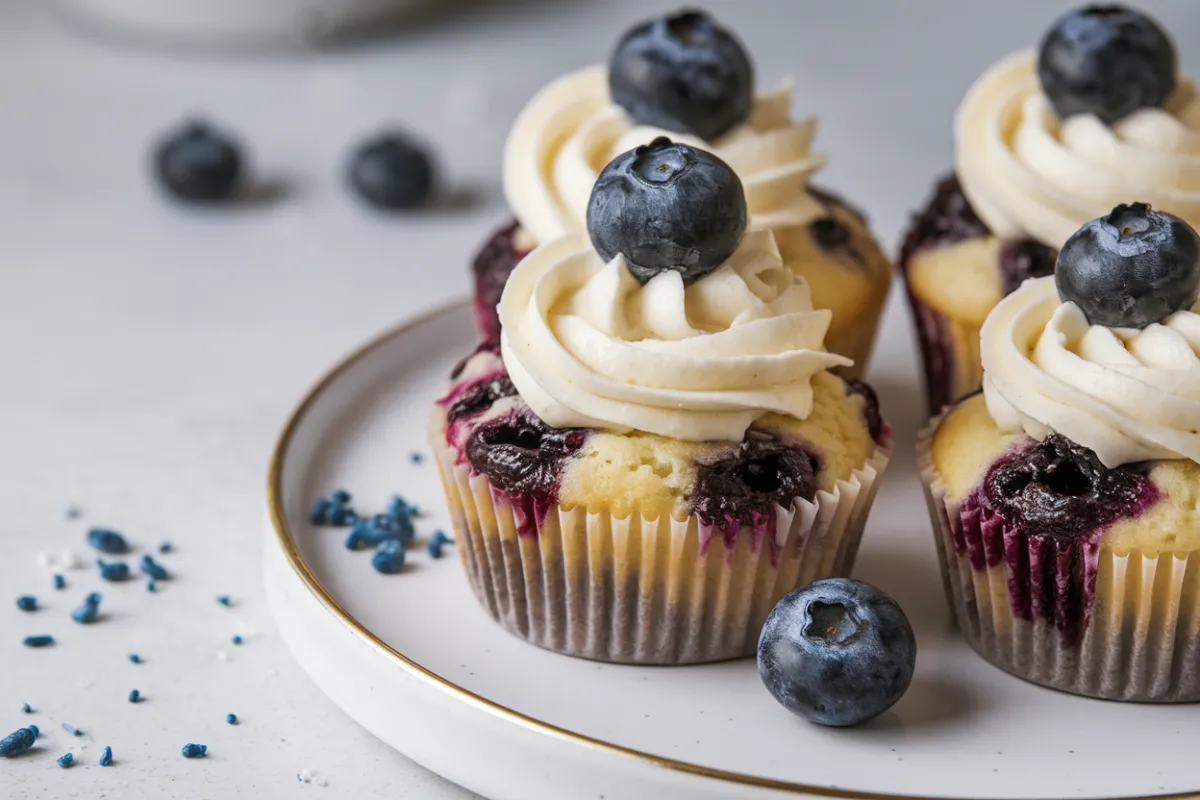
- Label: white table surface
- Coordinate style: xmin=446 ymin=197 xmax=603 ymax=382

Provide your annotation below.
xmin=3 ymin=1 xmax=1199 ymax=798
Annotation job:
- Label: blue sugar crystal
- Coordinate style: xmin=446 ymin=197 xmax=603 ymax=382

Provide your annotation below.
xmin=410 ymin=451 xmax=424 ymax=464
xmin=158 ymin=541 xmax=172 ymax=554
xmin=307 ymin=498 xmax=331 ymax=525
xmin=231 ymin=635 xmax=243 ymax=645
xmin=128 ymin=689 xmax=141 ymax=703
xmin=216 ymin=595 xmax=232 ymax=607
xmin=28 ymin=725 xmax=39 ymax=740
xmin=312 ymin=489 xmax=357 ymax=526
xmin=129 ymin=653 xmax=142 ymax=664
xmin=328 ymin=505 xmax=357 ymax=526
xmin=147 ymin=579 xmax=158 ymax=592
xmin=331 ymin=490 xmax=351 ymax=505
xmin=86 ymin=528 xmax=128 ymax=554
xmin=99 ymin=746 xmax=113 ymax=766
xmin=71 ymin=592 xmax=102 ymax=624
xmin=97 ymin=560 xmax=131 ymax=582
xmin=23 ymin=635 xmax=54 ymax=648
xmin=387 ymin=495 xmax=420 ymax=522
xmin=53 ymin=574 xmax=66 ymax=590
xmin=57 ymin=752 xmax=73 ymax=768
xmin=20 ymin=703 xmax=31 ymax=714
xmin=139 ymin=555 xmax=168 ymax=581
xmin=346 ymin=513 xmax=414 ymax=551
xmin=16 ymin=595 xmax=36 ymax=611
xmin=372 ymin=539 xmax=406 ymax=574
xmin=181 ymin=743 xmax=207 ymax=759
xmin=62 ymin=723 xmax=82 ymax=736
xmin=427 ymin=530 xmax=455 ymax=559
xmin=0 ymin=728 xmax=36 ymax=758
xmin=226 ymin=713 xmax=237 ymax=725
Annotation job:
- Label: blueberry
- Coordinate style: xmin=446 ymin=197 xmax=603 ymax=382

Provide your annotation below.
xmin=609 ymin=10 xmax=753 ymax=141
xmin=466 ymin=411 xmax=588 ymax=501
xmin=154 ymin=120 xmax=243 ymax=203
xmin=758 ymin=579 xmax=916 ymax=727
xmin=690 ymin=434 xmax=819 ymax=526
xmin=347 ymin=132 xmax=435 ymax=211
xmin=587 ymin=138 xmax=746 ymax=285
xmin=1038 ymin=5 xmax=1176 ymax=125
xmin=1056 ymin=203 xmax=1200 ymax=328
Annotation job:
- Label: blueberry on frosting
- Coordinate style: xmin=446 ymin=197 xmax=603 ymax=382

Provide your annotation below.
xmin=586 ymin=137 xmax=746 ymax=285
xmin=609 ymin=9 xmax=754 ymax=141
xmin=1037 ymin=4 xmax=1176 ymax=125
xmin=1055 ymin=202 xmax=1200 ymax=328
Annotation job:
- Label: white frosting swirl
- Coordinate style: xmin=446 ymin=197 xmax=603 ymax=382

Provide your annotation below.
xmin=503 ymin=65 xmax=828 ymax=246
xmin=982 ymin=276 xmax=1200 ymax=467
xmin=498 ymin=230 xmax=849 ymax=441
xmin=956 ymin=50 xmax=1200 ymax=249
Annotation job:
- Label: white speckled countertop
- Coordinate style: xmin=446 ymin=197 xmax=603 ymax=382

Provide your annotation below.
xmin=3 ymin=1 xmax=1199 ymax=797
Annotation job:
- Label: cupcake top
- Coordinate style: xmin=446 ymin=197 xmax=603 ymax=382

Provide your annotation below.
xmin=499 ymin=138 xmax=848 ymax=442
xmin=981 ymin=203 xmax=1200 ymax=467
xmin=503 ymin=9 xmax=827 ymax=246
xmin=956 ymin=5 xmax=1200 ymax=249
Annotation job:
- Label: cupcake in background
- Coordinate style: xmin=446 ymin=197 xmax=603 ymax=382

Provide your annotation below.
xmin=436 ymin=140 xmax=890 ymax=665
xmin=474 ymin=9 xmax=891 ymax=379
xmin=919 ymin=202 xmax=1200 ymax=701
xmin=901 ymin=3 xmax=1200 ymax=413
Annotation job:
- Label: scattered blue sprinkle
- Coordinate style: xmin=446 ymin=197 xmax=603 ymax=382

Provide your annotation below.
xmin=346 ymin=513 xmax=414 ymax=551
xmin=20 ymin=703 xmax=31 ymax=714
xmin=97 ymin=559 xmax=131 ymax=582
xmin=231 ymin=635 xmax=243 ymax=645
xmin=0 ymin=727 xmax=36 ymax=758
xmin=410 ymin=451 xmax=424 ymax=464
xmin=225 ymin=713 xmax=237 ymax=725
xmin=16 ymin=595 xmax=37 ymax=612
xmin=53 ymin=574 xmax=66 ymax=591
xmin=28 ymin=725 xmax=38 ymax=740
xmin=215 ymin=595 xmax=232 ymax=607
xmin=129 ymin=653 xmax=142 ymax=664
xmin=23 ymin=635 xmax=54 ymax=648
xmin=147 ymin=579 xmax=158 ymax=592
xmin=139 ymin=554 xmax=169 ymax=581
xmin=181 ymin=743 xmax=207 ymax=759
xmin=86 ymin=528 xmax=128 ymax=555
xmin=128 ymin=689 xmax=141 ymax=703
xmin=387 ymin=495 xmax=420 ymax=522
xmin=331 ymin=489 xmax=351 ymax=505
xmin=98 ymin=745 xmax=113 ymax=766
xmin=310 ymin=489 xmax=358 ymax=526
xmin=372 ymin=539 xmax=406 ymax=574
xmin=427 ymin=529 xmax=454 ymax=558
xmin=62 ymin=723 xmax=81 ymax=737
xmin=158 ymin=541 xmax=173 ymax=554
xmin=71 ymin=592 xmax=102 ymax=624
xmin=57 ymin=752 xmax=73 ymax=768
xmin=308 ymin=498 xmax=331 ymax=525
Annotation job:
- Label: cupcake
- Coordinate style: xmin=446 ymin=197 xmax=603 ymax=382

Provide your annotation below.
xmin=919 ymin=202 xmax=1200 ymax=701
xmin=436 ymin=140 xmax=890 ymax=665
xmin=473 ymin=9 xmax=891 ymax=379
xmin=901 ymin=4 xmax=1200 ymax=413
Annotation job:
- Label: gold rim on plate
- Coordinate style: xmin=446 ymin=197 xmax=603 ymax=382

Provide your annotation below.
xmin=266 ymin=299 xmax=1198 ymax=800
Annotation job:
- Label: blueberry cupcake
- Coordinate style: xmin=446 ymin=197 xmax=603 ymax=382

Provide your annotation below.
xmin=902 ymin=4 xmax=1200 ymax=413
xmin=473 ymin=9 xmax=891 ymax=379
xmin=438 ymin=140 xmax=890 ymax=664
xmin=919 ymin=203 xmax=1200 ymax=701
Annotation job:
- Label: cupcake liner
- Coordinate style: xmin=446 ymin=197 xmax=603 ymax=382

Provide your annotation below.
xmin=906 ymin=287 xmax=984 ymax=415
xmin=918 ymin=417 xmax=1200 ymax=702
xmin=432 ymin=426 xmax=891 ymax=665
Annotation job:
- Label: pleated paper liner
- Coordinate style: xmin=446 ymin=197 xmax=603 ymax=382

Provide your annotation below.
xmin=907 ymin=287 xmax=984 ymax=414
xmin=918 ymin=416 xmax=1200 ymax=702
xmin=432 ymin=428 xmax=890 ymax=665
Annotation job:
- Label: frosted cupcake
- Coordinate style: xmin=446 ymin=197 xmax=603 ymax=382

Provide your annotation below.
xmin=901 ymin=4 xmax=1200 ymax=413
xmin=473 ymin=9 xmax=891 ymax=379
xmin=919 ymin=202 xmax=1200 ymax=701
xmin=436 ymin=140 xmax=890 ymax=664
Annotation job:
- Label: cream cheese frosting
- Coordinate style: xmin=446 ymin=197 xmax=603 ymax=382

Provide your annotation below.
xmin=503 ymin=65 xmax=828 ymax=246
xmin=981 ymin=276 xmax=1200 ymax=467
xmin=498 ymin=229 xmax=849 ymax=442
xmin=956 ymin=50 xmax=1200 ymax=249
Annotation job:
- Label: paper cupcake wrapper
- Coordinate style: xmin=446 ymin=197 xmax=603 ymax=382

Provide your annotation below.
xmin=431 ymin=430 xmax=891 ymax=665
xmin=906 ymin=287 xmax=984 ymax=415
xmin=918 ymin=417 xmax=1200 ymax=702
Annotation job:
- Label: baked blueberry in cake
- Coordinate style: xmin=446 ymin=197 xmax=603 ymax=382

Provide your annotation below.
xmin=900 ymin=4 xmax=1200 ymax=413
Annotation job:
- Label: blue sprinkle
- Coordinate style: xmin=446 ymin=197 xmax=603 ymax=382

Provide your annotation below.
xmin=308 ymin=498 xmax=331 ymax=525
xmin=329 ymin=506 xmax=357 ymax=526
xmin=128 ymin=689 xmax=141 ymax=703
xmin=129 ymin=653 xmax=142 ymax=664
xmin=97 ymin=559 xmax=131 ymax=582
xmin=387 ymin=495 xmax=420 ymax=522
xmin=53 ymin=574 xmax=66 ymax=590
xmin=347 ymin=513 xmax=414 ymax=551
xmin=410 ymin=451 xmax=424 ymax=464
xmin=311 ymin=490 xmax=358 ymax=526
xmin=0 ymin=727 xmax=36 ymax=758
xmin=331 ymin=489 xmax=351 ymax=505
xmin=23 ymin=635 xmax=54 ymax=648
xmin=147 ymin=579 xmax=157 ymax=592
xmin=28 ymin=725 xmax=38 ymax=740
xmin=20 ymin=703 xmax=31 ymax=714
xmin=181 ymin=743 xmax=207 ymax=759
xmin=57 ymin=752 xmax=73 ymax=768
xmin=372 ymin=539 xmax=406 ymax=574
xmin=225 ymin=713 xmax=237 ymax=725
xmin=62 ymin=723 xmax=81 ymax=737
xmin=139 ymin=554 xmax=169 ymax=581
xmin=16 ymin=595 xmax=37 ymax=611
xmin=427 ymin=539 xmax=444 ymax=559
xmin=216 ymin=595 xmax=232 ymax=607
xmin=86 ymin=528 xmax=128 ymax=554
xmin=231 ymin=635 xmax=243 ymax=645
xmin=158 ymin=541 xmax=173 ymax=554
xmin=98 ymin=745 xmax=113 ymax=766
xmin=71 ymin=592 xmax=102 ymax=624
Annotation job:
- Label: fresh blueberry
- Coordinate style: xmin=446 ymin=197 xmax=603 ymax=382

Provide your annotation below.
xmin=154 ymin=120 xmax=243 ymax=203
xmin=347 ymin=132 xmax=435 ymax=211
xmin=609 ymin=10 xmax=754 ymax=141
xmin=1037 ymin=5 xmax=1176 ymax=125
xmin=1056 ymin=203 xmax=1200 ymax=328
xmin=587 ymin=138 xmax=746 ymax=285
xmin=758 ymin=579 xmax=916 ymax=727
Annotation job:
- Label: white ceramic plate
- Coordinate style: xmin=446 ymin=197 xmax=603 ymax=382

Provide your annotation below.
xmin=264 ymin=300 xmax=1200 ymax=800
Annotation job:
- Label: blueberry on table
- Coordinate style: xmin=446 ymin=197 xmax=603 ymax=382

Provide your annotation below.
xmin=153 ymin=120 xmax=243 ymax=203
xmin=587 ymin=137 xmax=746 ymax=285
xmin=758 ymin=579 xmax=916 ymax=727
xmin=1056 ymin=203 xmax=1200 ymax=328
xmin=609 ymin=9 xmax=754 ymax=141
xmin=347 ymin=132 xmax=435 ymax=211
xmin=1037 ymin=4 xmax=1176 ymax=125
